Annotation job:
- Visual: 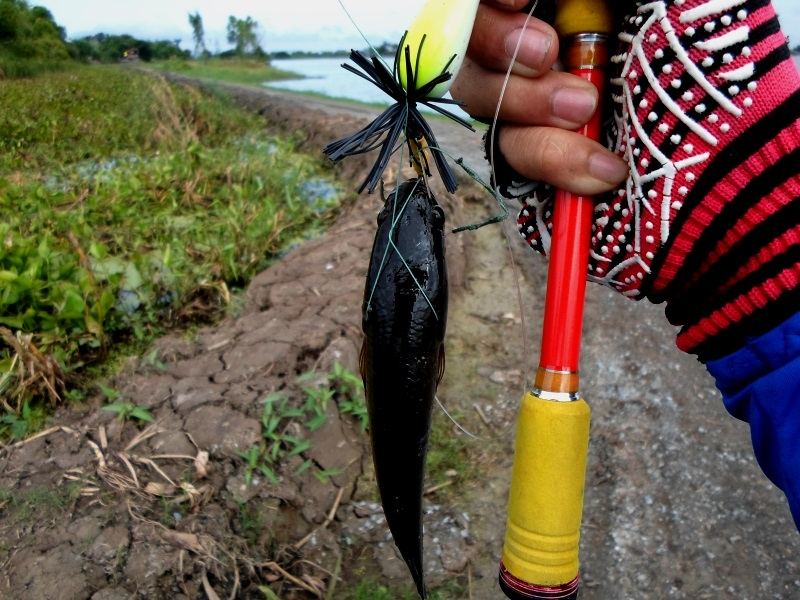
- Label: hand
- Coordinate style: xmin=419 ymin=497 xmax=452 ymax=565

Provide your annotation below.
xmin=479 ymin=0 xmax=799 ymax=360
xmin=450 ymin=0 xmax=629 ymax=195
xmin=470 ymin=0 xmax=800 ymax=527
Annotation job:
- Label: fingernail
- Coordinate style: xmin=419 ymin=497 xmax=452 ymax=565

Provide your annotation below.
xmin=505 ymin=27 xmax=552 ymax=71
xmin=552 ymin=86 xmax=598 ymax=123
xmin=589 ymin=152 xmax=628 ymax=184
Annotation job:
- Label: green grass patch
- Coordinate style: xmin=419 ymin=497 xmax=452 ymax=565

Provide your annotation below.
xmin=0 ymin=57 xmax=75 ymax=80
xmin=343 ymin=578 xmax=465 ymax=600
xmin=150 ymin=57 xmax=301 ymax=86
xmin=426 ymin=410 xmax=476 ymax=494
xmin=0 ymin=483 xmax=82 ymax=525
xmin=239 ymin=364 xmax=366 ymax=485
xmin=0 ymin=65 xmax=342 ymax=413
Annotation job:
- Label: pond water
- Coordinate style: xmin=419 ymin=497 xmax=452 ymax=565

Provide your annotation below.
xmin=266 ymin=57 xmax=471 ymax=121
xmin=266 ymin=55 xmax=800 ymax=122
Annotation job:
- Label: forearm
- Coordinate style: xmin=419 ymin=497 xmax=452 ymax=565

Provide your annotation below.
xmin=706 ymin=311 xmax=800 ymax=529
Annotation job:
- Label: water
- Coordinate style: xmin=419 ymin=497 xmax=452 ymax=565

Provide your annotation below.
xmin=266 ymin=54 xmax=800 ymax=125
xmin=266 ymin=57 xmax=471 ymax=121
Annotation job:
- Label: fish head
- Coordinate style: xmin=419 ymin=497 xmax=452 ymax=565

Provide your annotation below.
xmin=378 ymin=179 xmax=444 ymax=236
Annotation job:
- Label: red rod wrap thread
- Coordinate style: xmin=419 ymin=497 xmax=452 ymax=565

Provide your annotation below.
xmin=538 ymin=65 xmax=606 ymax=375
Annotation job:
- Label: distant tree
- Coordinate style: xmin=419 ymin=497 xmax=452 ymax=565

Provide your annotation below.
xmin=225 ymin=15 xmax=262 ymax=57
xmin=0 ymin=0 xmax=70 ymax=59
xmin=188 ymin=11 xmax=206 ymax=57
xmin=71 ymin=33 xmax=188 ymax=63
xmin=792 ymin=44 xmax=800 ymax=56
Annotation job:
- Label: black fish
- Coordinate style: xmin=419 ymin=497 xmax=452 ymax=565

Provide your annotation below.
xmin=360 ymin=178 xmax=448 ymax=599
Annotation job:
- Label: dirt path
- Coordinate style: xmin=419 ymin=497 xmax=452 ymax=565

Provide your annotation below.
xmin=1 ymin=78 xmax=798 ymax=599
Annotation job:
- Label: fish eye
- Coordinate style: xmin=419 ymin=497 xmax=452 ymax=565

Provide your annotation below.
xmin=432 ymin=206 xmax=445 ymax=224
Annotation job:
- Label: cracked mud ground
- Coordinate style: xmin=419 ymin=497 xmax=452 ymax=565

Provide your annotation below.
xmin=1 ymin=79 xmax=798 ymax=599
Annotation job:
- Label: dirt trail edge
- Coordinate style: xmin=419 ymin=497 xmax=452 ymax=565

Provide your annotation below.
xmin=1 ymin=77 xmax=798 ymax=600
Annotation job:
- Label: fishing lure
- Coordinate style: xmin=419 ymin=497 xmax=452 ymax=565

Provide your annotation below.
xmin=360 ymin=178 xmax=447 ymax=599
xmin=324 ymin=0 xmax=478 ymax=194
xmin=324 ymin=1 xmax=479 ymax=597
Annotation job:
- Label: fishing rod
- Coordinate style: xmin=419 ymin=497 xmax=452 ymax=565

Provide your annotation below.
xmin=499 ymin=1 xmax=613 ymax=599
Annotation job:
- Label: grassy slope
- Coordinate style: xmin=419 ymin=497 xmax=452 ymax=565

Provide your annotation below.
xmin=149 ymin=57 xmax=300 ymax=86
xmin=0 ymin=65 xmax=342 ymax=420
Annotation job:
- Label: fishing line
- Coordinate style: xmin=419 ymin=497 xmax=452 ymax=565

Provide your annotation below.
xmin=435 ymin=395 xmax=481 ymax=440
xmin=335 ymin=0 xmax=540 ymax=400
xmin=487 ymin=0 xmax=539 ymax=395
xmin=335 ymin=0 xmax=391 ymax=70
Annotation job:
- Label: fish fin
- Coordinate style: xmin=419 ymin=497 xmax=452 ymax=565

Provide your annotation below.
xmin=435 ymin=343 xmax=445 ymax=388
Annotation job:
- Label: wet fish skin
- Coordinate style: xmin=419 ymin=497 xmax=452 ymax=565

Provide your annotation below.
xmin=360 ymin=178 xmax=448 ymax=599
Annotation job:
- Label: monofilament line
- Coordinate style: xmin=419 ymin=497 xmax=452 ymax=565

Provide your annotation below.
xmin=489 ymin=0 xmax=539 ymax=393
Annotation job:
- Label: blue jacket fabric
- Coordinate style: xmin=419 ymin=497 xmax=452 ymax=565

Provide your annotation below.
xmin=706 ymin=312 xmax=800 ymax=530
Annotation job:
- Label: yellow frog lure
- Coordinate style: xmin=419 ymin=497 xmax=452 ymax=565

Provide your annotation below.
xmin=399 ymin=0 xmax=479 ymax=98
xmin=324 ymin=0 xmax=480 ymax=193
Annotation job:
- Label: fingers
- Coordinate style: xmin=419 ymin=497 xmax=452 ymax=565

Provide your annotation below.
xmin=457 ymin=0 xmax=627 ymax=195
xmin=482 ymin=0 xmax=532 ymax=9
xmin=451 ymin=59 xmax=598 ymax=129
xmin=497 ymin=126 xmax=629 ymax=194
xmin=468 ymin=3 xmax=558 ymax=76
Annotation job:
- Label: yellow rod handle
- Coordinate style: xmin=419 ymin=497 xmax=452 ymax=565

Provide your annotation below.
xmin=500 ymin=392 xmax=590 ymax=594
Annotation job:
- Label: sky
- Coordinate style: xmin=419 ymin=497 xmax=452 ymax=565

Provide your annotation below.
xmin=35 ymin=0 xmax=800 ymax=54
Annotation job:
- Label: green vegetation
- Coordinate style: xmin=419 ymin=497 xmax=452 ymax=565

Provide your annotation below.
xmin=188 ymin=12 xmax=207 ymax=58
xmin=0 ymin=483 xmax=82 ymax=525
xmin=70 ymin=33 xmax=188 ymax=63
xmin=0 ymin=0 xmax=72 ymax=78
xmin=329 ymin=361 xmax=368 ymax=431
xmin=101 ymin=402 xmax=154 ymax=424
xmin=226 ymin=15 xmax=263 ymax=58
xmin=426 ymin=410 xmax=475 ymax=494
xmin=239 ymin=365 xmax=367 ymax=484
xmin=150 ymin=57 xmax=299 ymax=86
xmin=240 ymin=390 xmax=326 ymax=485
xmin=344 ymin=578 xmax=465 ymax=600
xmin=0 ymin=66 xmax=342 ymax=419
xmin=0 ymin=400 xmax=46 ymax=439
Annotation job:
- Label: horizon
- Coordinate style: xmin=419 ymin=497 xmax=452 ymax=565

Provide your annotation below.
xmin=35 ymin=0 xmax=800 ymax=55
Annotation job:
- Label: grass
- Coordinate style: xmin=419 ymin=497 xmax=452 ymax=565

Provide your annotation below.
xmin=343 ymin=578 xmax=465 ymax=599
xmin=239 ymin=364 xmax=367 ymax=485
xmin=0 ymin=65 xmax=343 ymax=418
xmin=425 ymin=410 xmax=476 ymax=496
xmin=0 ymin=57 xmax=75 ymax=80
xmin=150 ymin=57 xmax=301 ymax=86
xmin=0 ymin=483 xmax=82 ymax=525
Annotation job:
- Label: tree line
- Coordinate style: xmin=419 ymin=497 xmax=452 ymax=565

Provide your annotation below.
xmin=0 ymin=0 xmax=268 ymax=70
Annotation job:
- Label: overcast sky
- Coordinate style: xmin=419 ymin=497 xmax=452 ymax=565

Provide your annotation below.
xmin=36 ymin=0 xmax=799 ymax=54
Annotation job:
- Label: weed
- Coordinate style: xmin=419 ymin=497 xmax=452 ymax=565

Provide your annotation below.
xmin=0 ymin=66 xmax=342 ymax=414
xmin=239 ymin=390 xmax=328 ymax=485
xmin=101 ymin=402 xmax=154 ymax=423
xmin=0 ymin=400 xmax=45 ymax=440
xmin=315 ymin=467 xmax=343 ymax=484
xmin=299 ymin=362 xmax=367 ymax=430
xmin=329 ymin=362 xmax=368 ymax=431
xmin=236 ymin=499 xmax=262 ymax=538
xmin=238 ymin=364 xmax=368 ymax=485
xmin=344 ymin=578 xmax=465 ymax=600
xmin=258 ymin=585 xmax=281 ymax=600
xmin=0 ymin=483 xmax=82 ymax=525
xmin=426 ymin=411 xmax=474 ymax=491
